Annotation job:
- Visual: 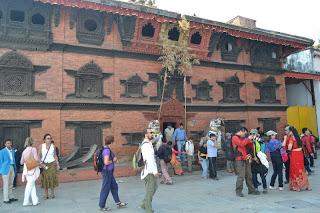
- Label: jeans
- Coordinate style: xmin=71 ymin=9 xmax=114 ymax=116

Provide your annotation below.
xmin=208 ymin=157 xmax=217 ymax=179
xmin=99 ymin=170 xmax=120 ymax=208
xmin=177 ymin=141 xmax=186 ymax=161
xmin=252 ymin=172 xmax=267 ymax=189
xmin=270 ymin=156 xmax=283 ymax=187
xmin=310 ymin=155 xmax=314 ymax=167
xmin=200 ymin=159 xmax=209 ymax=178
xmin=304 ymin=156 xmax=312 ymax=173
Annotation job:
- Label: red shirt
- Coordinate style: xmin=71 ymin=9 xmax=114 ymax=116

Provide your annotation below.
xmin=301 ymin=135 xmax=313 ymax=154
xmin=232 ymin=135 xmax=252 ymax=161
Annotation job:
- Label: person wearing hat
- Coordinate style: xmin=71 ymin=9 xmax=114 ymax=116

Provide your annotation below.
xmin=265 ymin=130 xmax=284 ymax=191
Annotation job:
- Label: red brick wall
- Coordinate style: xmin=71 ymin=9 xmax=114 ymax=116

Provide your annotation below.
xmin=0 ymin=5 xmax=289 ymax=164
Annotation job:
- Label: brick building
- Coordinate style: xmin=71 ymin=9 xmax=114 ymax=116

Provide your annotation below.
xmin=0 ymin=0 xmax=313 ymax=168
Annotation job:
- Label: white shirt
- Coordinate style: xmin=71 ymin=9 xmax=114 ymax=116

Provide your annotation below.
xmin=6 ymin=147 xmax=14 ymax=164
xmin=141 ymin=139 xmax=158 ymax=180
xmin=41 ymin=143 xmax=55 ymax=163
xmin=185 ymin=140 xmax=194 ymax=156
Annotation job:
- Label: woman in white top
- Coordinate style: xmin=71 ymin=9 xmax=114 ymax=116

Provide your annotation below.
xmin=38 ymin=134 xmax=59 ymax=199
xmin=20 ymin=137 xmax=40 ymax=206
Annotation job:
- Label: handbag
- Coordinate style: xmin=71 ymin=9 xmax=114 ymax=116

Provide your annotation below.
xmin=280 ymin=147 xmax=288 ymax=163
xmin=25 ymin=148 xmax=39 ymax=171
xmin=40 ymin=144 xmax=51 ymax=174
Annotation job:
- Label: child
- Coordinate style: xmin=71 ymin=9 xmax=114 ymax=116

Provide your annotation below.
xmin=171 ymin=143 xmax=185 ymax=175
xmin=198 ymin=142 xmax=208 ymax=178
xmin=185 ymin=137 xmax=195 ymax=173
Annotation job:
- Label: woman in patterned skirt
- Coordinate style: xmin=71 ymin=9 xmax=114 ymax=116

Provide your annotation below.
xmin=38 ymin=133 xmax=59 ymax=199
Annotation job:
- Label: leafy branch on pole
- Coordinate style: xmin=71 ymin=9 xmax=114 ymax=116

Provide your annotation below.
xmin=158 ymin=16 xmax=200 ymax=122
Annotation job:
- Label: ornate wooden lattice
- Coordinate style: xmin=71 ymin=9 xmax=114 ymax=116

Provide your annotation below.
xmin=0 ymin=51 xmax=49 ymax=97
xmin=76 ymin=9 xmax=105 ymax=45
xmin=251 ymin=42 xmax=281 ymax=70
xmin=148 ymin=70 xmax=191 ymax=102
xmin=217 ymin=75 xmax=244 ymax=103
xmin=258 ymin=117 xmax=280 ymax=132
xmin=219 ymin=34 xmax=241 ymax=62
xmin=192 ymin=79 xmax=213 ymax=101
xmin=120 ymin=74 xmax=148 ymax=98
xmin=0 ymin=0 xmax=53 ymax=50
xmin=65 ymin=61 xmax=112 ymax=99
xmin=253 ymin=76 xmax=280 ymax=104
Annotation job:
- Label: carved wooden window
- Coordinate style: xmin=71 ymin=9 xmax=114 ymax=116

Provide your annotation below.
xmin=65 ymin=61 xmax=112 ymax=99
xmin=120 ymin=74 xmax=147 ymax=98
xmin=66 ymin=121 xmax=111 ymax=157
xmin=76 ymin=10 xmax=105 ymax=45
xmin=31 ymin=13 xmax=45 ymax=25
xmin=253 ymin=76 xmax=280 ymax=104
xmin=117 ymin=15 xmax=137 ymax=47
xmin=148 ymin=70 xmax=191 ymax=102
xmin=217 ymin=76 xmax=244 ymax=103
xmin=191 ymin=32 xmax=202 ymax=45
xmin=224 ymin=120 xmax=245 ymax=135
xmin=0 ymin=51 xmax=48 ymax=97
xmin=258 ymin=118 xmax=280 ymax=132
xmin=122 ymin=132 xmax=144 ymax=146
xmin=251 ymin=42 xmax=281 ymax=69
xmin=220 ymin=34 xmax=240 ymax=62
xmin=168 ymin=27 xmax=180 ymax=41
xmin=0 ymin=120 xmax=41 ymax=153
xmin=141 ymin=23 xmax=155 ymax=38
xmin=192 ymin=80 xmax=213 ymax=101
xmin=0 ymin=1 xmax=52 ymax=50
xmin=10 ymin=10 xmax=25 ymax=22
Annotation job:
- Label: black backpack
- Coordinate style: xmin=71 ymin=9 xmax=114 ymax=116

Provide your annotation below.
xmin=93 ymin=147 xmax=113 ymax=174
xmin=163 ymin=145 xmax=172 ymax=163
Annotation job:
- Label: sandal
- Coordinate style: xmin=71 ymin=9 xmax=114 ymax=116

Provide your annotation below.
xmin=99 ymin=207 xmax=112 ymax=211
xmin=116 ymin=202 xmax=128 ymax=208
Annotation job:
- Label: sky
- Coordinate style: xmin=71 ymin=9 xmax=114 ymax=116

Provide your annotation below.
xmin=147 ymin=0 xmax=320 ymax=44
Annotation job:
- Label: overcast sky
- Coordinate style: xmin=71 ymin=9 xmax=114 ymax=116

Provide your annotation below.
xmin=152 ymin=0 xmax=319 ymax=44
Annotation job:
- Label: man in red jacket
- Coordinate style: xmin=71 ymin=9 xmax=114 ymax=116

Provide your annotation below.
xmin=232 ymin=127 xmax=260 ymax=197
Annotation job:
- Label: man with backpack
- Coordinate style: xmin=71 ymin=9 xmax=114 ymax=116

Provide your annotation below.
xmin=141 ymin=128 xmax=160 ymax=213
xmin=157 ymin=140 xmax=173 ymax=185
xmin=98 ymin=136 xmax=127 ymax=211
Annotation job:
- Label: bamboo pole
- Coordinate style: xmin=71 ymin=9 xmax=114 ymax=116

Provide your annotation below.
xmin=158 ymin=71 xmax=168 ymax=121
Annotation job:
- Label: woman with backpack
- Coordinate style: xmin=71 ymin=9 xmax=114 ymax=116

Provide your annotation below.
xmin=157 ymin=140 xmax=173 ymax=185
xmin=171 ymin=143 xmax=185 ymax=175
xmin=99 ymin=136 xmax=127 ymax=211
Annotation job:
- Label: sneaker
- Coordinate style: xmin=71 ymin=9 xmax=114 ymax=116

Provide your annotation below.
xmin=269 ymin=186 xmax=276 ymax=190
xmin=279 ymin=187 xmax=284 ymax=191
xmin=263 ymin=189 xmax=268 ymax=194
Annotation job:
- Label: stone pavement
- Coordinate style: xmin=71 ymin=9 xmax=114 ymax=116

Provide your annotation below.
xmin=1 ymin=161 xmax=320 ymax=213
